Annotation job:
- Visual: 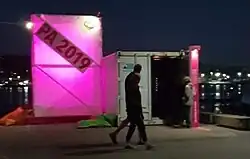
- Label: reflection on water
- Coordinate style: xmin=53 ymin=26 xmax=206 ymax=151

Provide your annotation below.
xmin=200 ymin=83 xmax=242 ymax=100
xmin=200 ymin=83 xmax=243 ymax=114
xmin=0 ymin=86 xmax=31 ymax=117
xmin=0 ymin=83 xmax=246 ymax=117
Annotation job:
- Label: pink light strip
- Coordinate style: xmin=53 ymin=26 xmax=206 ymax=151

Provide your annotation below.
xmin=189 ymin=45 xmax=201 ymax=128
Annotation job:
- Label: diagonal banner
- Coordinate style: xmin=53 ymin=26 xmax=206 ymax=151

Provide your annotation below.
xmin=35 ymin=21 xmax=92 ymax=72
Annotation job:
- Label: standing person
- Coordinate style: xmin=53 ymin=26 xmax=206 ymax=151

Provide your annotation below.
xmin=182 ymin=76 xmax=193 ymax=128
xmin=123 ymin=64 xmax=153 ymax=150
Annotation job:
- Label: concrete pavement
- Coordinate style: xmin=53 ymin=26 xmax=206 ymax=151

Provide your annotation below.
xmin=0 ymin=124 xmax=248 ymax=159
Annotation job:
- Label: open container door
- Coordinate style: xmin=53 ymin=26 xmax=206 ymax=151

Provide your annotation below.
xmin=151 ymin=46 xmax=201 ymax=127
xmin=151 ymin=53 xmax=189 ymax=125
xmin=117 ymin=52 xmax=152 ymax=125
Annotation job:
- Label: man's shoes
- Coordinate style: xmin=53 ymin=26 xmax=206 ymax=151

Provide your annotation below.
xmin=137 ymin=140 xmax=145 ymax=145
xmin=145 ymin=143 xmax=154 ymax=150
xmin=125 ymin=143 xmax=136 ymax=149
xmin=109 ymin=133 xmax=118 ymax=144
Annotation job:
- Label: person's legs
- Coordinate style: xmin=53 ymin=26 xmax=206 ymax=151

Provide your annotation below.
xmin=180 ymin=105 xmax=185 ymax=126
xmin=135 ymin=117 xmax=153 ymax=150
xmin=185 ymin=106 xmax=191 ymax=127
xmin=125 ymin=121 xmax=136 ymax=149
xmin=136 ymin=117 xmax=147 ymax=142
xmin=137 ymin=130 xmax=144 ymax=145
xmin=125 ymin=114 xmax=144 ymax=149
xmin=183 ymin=106 xmax=191 ymax=128
xmin=113 ymin=118 xmax=129 ymax=134
xmin=125 ymin=123 xmax=136 ymax=142
xmin=109 ymin=118 xmax=129 ymax=144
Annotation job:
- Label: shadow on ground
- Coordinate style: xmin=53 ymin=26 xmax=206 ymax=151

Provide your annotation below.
xmin=59 ymin=142 xmax=114 ymax=149
xmin=64 ymin=148 xmax=126 ymax=156
xmin=61 ymin=143 xmax=127 ymax=156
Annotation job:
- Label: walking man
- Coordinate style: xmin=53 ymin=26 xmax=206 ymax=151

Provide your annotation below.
xmin=122 ymin=64 xmax=153 ymax=150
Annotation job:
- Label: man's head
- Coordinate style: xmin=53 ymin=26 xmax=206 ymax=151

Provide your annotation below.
xmin=133 ymin=64 xmax=142 ymax=73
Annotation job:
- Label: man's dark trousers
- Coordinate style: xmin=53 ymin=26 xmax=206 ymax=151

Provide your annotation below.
xmin=126 ymin=109 xmax=147 ymax=143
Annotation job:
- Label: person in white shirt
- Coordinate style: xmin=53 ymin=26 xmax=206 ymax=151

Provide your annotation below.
xmin=182 ymin=76 xmax=193 ymax=128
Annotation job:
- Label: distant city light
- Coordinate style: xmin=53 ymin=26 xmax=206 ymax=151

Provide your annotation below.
xmin=24 ymin=86 xmax=28 ymax=92
xmin=201 ymin=73 xmax=205 ymax=77
xmin=23 ymin=80 xmax=29 ymax=84
xmin=210 ymin=72 xmax=214 ymax=75
xmin=215 ymin=92 xmax=220 ymax=97
xmin=237 ymin=72 xmax=242 ymax=77
xmin=17 ymin=76 xmax=20 ymax=79
xmin=215 ymin=72 xmax=221 ymax=77
xmin=247 ymin=74 xmax=250 ymax=78
xmin=222 ymin=74 xmax=226 ymax=77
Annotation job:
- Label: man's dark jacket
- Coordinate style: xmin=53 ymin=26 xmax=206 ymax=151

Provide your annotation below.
xmin=125 ymin=72 xmax=142 ymax=116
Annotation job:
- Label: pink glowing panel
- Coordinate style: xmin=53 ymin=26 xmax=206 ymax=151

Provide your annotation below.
xmin=189 ymin=45 xmax=201 ymax=128
xmin=31 ymin=14 xmax=103 ymax=117
xmin=31 ymin=14 xmax=102 ymax=66
xmin=101 ymin=53 xmax=118 ymax=114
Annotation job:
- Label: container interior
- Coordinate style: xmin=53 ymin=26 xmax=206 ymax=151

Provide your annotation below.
xmin=151 ymin=55 xmax=189 ymax=125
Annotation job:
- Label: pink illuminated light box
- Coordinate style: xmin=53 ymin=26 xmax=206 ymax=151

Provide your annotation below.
xmin=189 ymin=45 xmax=201 ymax=128
xmin=31 ymin=14 xmax=103 ymax=117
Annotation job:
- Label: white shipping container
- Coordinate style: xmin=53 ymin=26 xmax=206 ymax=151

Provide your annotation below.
xmin=117 ymin=51 xmax=182 ymax=125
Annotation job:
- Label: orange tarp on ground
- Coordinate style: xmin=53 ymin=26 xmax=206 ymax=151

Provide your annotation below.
xmin=0 ymin=107 xmax=33 ymax=126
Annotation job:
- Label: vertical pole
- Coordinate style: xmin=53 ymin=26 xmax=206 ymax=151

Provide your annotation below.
xmin=189 ymin=45 xmax=201 ymax=128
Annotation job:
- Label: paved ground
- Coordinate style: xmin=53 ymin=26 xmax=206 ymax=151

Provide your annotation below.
xmin=0 ymin=124 xmax=249 ymax=159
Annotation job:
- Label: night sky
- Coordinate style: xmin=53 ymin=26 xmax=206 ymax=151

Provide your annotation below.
xmin=0 ymin=0 xmax=250 ymax=66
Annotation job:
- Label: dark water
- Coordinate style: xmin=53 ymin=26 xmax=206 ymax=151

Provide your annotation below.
xmin=200 ymin=83 xmax=244 ymax=115
xmin=0 ymin=86 xmax=31 ymax=117
xmin=0 ymin=83 xmax=245 ymax=118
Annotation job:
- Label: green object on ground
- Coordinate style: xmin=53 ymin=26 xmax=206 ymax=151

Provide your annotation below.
xmin=77 ymin=114 xmax=117 ymax=129
xmin=77 ymin=118 xmax=111 ymax=129
xmin=101 ymin=114 xmax=117 ymax=126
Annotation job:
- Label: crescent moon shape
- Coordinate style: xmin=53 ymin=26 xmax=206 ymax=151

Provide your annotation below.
xmin=84 ymin=21 xmax=94 ymax=30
